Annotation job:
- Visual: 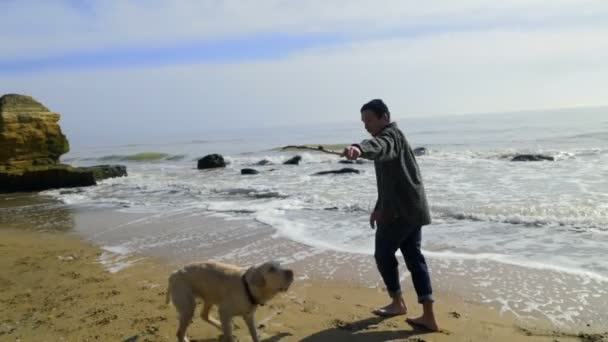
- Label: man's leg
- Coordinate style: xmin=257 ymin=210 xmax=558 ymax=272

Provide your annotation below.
xmin=400 ymin=226 xmax=438 ymax=331
xmin=373 ymin=221 xmax=408 ymax=316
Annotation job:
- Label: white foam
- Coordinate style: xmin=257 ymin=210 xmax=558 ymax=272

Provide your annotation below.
xmin=98 ymin=244 xmax=142 ymax=273
xmin=41 ymin=140 xmax=608 ymax=289
xmin=432 ymin=205 xmax=608 ymax=230
xmin=423 ymin=250 xmax=608 ymax=283
xmin=101 ymin=245 xmax=131 ymax=255
xmin=255 ymin=208 xmax=608 ymax=283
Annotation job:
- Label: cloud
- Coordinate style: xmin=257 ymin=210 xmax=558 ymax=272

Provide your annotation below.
xmin=2 ymin=25 xmax=606 ymax=145
xmin=1 ymin=0 xmax=607 ymax=60
xmin=1 ymin=1 xmax=607 ymax=146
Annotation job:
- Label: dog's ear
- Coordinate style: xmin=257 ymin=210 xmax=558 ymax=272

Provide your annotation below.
xmin=250 ymin=266 xmax=266 ymax=288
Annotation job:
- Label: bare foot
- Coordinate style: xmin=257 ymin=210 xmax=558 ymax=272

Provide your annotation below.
xmin=406 ymin=315 xmax=439 ymax=332
xmin=372 ymin=300 xmax=407 ymax=317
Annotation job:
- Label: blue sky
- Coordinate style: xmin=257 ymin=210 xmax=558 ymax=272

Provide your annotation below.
xmin=1 ymin=0 xmax=607 ymax=146
xmin=0 ymin=33 xmax=350 ymax=73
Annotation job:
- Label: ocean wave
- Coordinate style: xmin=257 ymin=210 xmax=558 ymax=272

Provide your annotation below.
xmin=213 ymin=187 xmax=288 ymax=199
xmin=433 ymin=206 xmax=607 ymax=230
xmin=229 ymin=152 xmax=341 ymax=166
xmin=256 ymin=208 xmax=608 ymax=283
xmin=95 ymin=152 xmax=186 ymax=162
xmin=560 ymin=131 xmax=608 ymax=141
xmin=423 ymin=250 xmax=608 ymax=283
xmin=424 ymin=147 xmax=607 ymax=161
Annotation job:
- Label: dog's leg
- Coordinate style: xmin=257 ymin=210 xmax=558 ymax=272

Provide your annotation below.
xmin=219 ymin=307 xmax=234 ymax=342
xmin=173 ymin=288 xmax=195 ymax=342
xmin=176 ymin=305 xmax=194 ymax=342
xmin=243 ymin=312 xmax=260 ymax=342
xmin=200 ymin=302 xmax=222 ymax=330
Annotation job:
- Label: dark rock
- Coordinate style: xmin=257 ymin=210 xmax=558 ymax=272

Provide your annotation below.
xmin=511 ymin=154 xmax=554 ymax=162
xmin=313 ymin=168 xmax=360 ymax=176
xmin=413 ymin=147 xmax=427 ymax=156
xmin=197 ymin=154 xmax=226 ymax=169
xmin=338 ymin=159 xmax=365 ymax=164
xmin=577 ymin=333 xmax=608 ymax=342
xmin=241 ymin=168 xmax=259 ymax=175
xmin=283 ymin=156 xmax=302 ymax=165
xmin=254 ymin=159 xmax=272 ymax=166
xmin=79 ymin=165 xmax=127 ymax=181
xmin=0 ymin=164 xmax=95 ymax=193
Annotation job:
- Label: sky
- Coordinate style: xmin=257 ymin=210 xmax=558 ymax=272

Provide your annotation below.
xmin=1 ymin=0 xmax=607 ymax=146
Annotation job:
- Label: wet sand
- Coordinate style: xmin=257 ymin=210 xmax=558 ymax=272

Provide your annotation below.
xmin=1 ymin=228 xmax=606 ymax=342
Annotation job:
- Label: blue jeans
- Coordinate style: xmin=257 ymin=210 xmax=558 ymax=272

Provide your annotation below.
xmin=374 ymin=220 xmax=433 ymax=303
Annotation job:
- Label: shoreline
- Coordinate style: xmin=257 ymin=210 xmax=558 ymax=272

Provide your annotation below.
xmin=2 ymin=193 xmax=608 ymax=331
xmin=1 ymin=227 xmax=606 ymax=342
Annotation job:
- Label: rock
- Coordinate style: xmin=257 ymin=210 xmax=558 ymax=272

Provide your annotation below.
xmin=0 ymin=164 xmax=95 ymax=192
xmin=79 ymin=165 xmax=127 ymax=181
xmin=254 ymin=159 xmax=272 ymax=166
xmin=197 ymin=154 xmax=226 ymax=169
xmin=241 ymin=168 xmax=259 ymax=175
xmin=0 ymin=94 xmax=69 ymax=170
xmin=313 ymin=168 xmax=360 ymax=176
xmin=0 ymin=94 xmax=99 ymax=192
xmin=413 ymin=147 xmax=427 ymax=156
xmin=511 ymin=154 xmax=554 ymax=162
xmin=338 ymin=159 xmax=365 ymax=164
xmin=283 ymin=156 xmax=302 ymax=165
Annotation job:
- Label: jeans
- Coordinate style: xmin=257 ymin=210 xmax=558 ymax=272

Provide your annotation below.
xmin=374 ymin=220 xmax=433 ymax=303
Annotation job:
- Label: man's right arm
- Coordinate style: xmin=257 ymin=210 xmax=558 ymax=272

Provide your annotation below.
xmin=355 ymin=130 xmax=399 ymax=162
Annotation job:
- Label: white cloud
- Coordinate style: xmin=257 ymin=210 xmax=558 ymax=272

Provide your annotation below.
xmin=2 ymin=25 xmax=606 ymax=146
xmin=1 ymin=1 xmax=607 ymax=146
xmin=1 ymin=0 xmax=607 ymax=59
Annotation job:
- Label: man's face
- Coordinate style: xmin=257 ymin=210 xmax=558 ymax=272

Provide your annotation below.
xmin=361 ymin=110 xmax=389 ymax=137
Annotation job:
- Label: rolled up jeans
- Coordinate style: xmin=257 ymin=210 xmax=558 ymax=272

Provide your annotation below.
xmin=374 ymin=219 xmax=433 ymax=303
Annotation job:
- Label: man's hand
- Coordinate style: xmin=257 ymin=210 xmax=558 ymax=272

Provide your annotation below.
xmin=343 ymin=145 xmax=361 ymax=160
xmin=369 ymin=210 xmax=381 ymax=229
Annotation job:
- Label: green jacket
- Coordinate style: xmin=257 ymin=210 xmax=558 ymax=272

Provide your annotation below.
xmin=356 ymin=122 xmax=431 ymax=227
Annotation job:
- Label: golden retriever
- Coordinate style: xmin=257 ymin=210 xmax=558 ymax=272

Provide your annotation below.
xmin=166 ymin=261 xmax=294 ymax=342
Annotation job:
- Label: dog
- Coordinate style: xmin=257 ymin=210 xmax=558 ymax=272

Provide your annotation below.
xmin=166 ymin=261 xmax=294 ymax=342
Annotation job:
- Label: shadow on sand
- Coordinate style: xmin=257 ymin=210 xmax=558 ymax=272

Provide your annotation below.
xmin=190 ymin=332 xmax=293 ymax=342
xmin=299 ymin=316 xmax=433 ymax=342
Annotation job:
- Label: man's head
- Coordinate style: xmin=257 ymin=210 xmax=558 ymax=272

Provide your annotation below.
xmin=360 ymin=99 xmax=391 ymax=136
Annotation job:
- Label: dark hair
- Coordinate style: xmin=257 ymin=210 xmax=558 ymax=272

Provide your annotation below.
xmin=360 ymin=99 xmax=390 ymax=120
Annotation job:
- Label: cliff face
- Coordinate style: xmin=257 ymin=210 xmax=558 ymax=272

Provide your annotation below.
xmin=0 ymin=94 xmax=70 ymax=171
xmin=0 ymin=94 xmax=93 ymax=192
xmin=0 ymin=94 xmax=127 ymax=193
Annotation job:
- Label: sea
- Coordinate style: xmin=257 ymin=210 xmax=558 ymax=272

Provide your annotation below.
xmin=1 ymin=106 xmax=607 ymax=329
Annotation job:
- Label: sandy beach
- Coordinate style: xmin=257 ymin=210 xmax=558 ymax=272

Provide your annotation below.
xmin=3 ymin=2 xmax=608 ymax=340
xmin=1 ymin=228 xmax=606 ymax=342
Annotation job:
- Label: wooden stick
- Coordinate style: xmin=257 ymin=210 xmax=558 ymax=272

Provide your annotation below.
xmin=281 ymin=145 xmax=344 ymax=156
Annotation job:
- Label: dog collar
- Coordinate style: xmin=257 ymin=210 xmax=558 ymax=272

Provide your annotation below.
xmin=242 ymin=273 xmax=262 ymax=306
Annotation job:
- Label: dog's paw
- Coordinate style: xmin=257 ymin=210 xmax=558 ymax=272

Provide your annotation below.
xmin=218 ymin=334 xmax=238 ymax=342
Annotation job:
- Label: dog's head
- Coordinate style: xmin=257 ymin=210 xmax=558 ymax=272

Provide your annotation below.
xmin=245 ymin=261 xmax=294 ymax=303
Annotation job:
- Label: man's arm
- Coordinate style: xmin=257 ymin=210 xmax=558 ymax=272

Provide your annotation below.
xmin=354 ymin=131 xmax=399 ymax=162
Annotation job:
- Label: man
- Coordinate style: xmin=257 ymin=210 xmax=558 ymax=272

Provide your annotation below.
xmin=343 ymin=99 xmax=438 ymax=331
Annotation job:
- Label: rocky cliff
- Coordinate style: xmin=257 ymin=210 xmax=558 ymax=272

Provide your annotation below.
xmin=0 ymin=94 xmax=70 ymax=171
xmin=0 ymin=94 xmax=125 ymax=192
